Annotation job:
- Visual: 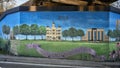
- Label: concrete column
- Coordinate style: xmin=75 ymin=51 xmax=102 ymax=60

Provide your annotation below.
xmin=79 ymin=6 xmax=84 ymax=11
xmin=29 ymin=6 xmax=37 ymax=11
xmin=88 ymin=6 xmax=94 ymax=11
xmin=99 ymin=6 xmax=104 ymax=11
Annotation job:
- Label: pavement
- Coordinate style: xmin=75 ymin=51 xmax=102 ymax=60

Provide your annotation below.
xmin=0 ymin=55 xmax=119 ymax=68
xmin=0 ymin=61 xmax=75 ymax=68
xmin=0 ymin=61 xmax=99 ymax=68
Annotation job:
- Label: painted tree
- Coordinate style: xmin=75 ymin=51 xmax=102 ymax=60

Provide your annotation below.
xmin=113 ymin=29 xmax=120 ymax=41
xmin=62 ymin=30 xmax=69 ymax=40
xmin=0 ymin=37 xmax=5 ymax=51
xmin=13 ymin=25 xmax=19 ymax=35
xmin=30 ymin=24 xmax=39 ymax=40
xmin=108 ymin=29 xmax=120 ymax=41
xmin=77 ymin=29 xmax=84 ymax=41
xmin=39 ymin=26 xmax=46 ymax=40
xmin=20 ymin=24 xmax=30 ymax=40
xmin=2 ymin=25 xmax=10 ymax=39
xmin=68 ymin=27 xmax=77 ymax=41
xmin=107 ymin=30 xmax=114 ymax=38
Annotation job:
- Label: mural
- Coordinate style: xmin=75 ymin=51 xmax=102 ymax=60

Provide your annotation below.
xmin=0 ymin=12 xmax=109 ymax=40
xmin=0 ymin=11 xmax=120 ymax=61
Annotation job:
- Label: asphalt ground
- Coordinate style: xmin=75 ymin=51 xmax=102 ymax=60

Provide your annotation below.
xmin=0 ymin=55 xmax=119 ymax=68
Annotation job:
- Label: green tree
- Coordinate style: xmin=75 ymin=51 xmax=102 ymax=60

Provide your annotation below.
xmin=39 ymin=26 xmax=46 ymax=40
xmin=77 ymin=29 xmax=84 ymax=41
xmin=113 ymin=29 xmax=120 ymax=41
xmin=0 ymin=38 xmax=10 ymax=53
xmin=13 ymin=25 xmax=20 ymax=35
xmin=2 ymin=25 xmax=10 ymax=39
xmin=107 ymin=30 xmax=114 ymax=38
xmin=118 ymin=30 xmax=120 ymax=41
xmin=0 ymin=38 xmax=5 ymax=51
xmin=68 ymin=27 xmax=77 ymax=41
xmin=20 ymin=24 xmax=30 ymax=40
xmin=30 ymin=24 xmax=39 ymax=40
xmin=62 ymin=30 xmax=69 ymax=40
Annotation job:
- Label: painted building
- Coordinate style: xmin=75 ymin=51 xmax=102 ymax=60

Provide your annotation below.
xmin=116 ymin=20 xmax=120 ymax=30
xmin=46 ymin=23 xmax=62 ymax=41
xmin=82 ymin=28 xmax=109 ymax=41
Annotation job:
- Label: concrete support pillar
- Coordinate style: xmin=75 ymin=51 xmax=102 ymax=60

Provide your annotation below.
xmin=88 ymin=6 xmax=94 ymax=11
xmin=79 ymin=6 xmax=84 ymax=11
xmin=29 ymin=6 xmax=36 ymax=11
xmin=99 ymin=6 xmax=104 ymax=11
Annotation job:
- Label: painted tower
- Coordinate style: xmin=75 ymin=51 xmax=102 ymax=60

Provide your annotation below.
xmin=46 ymin=22 xmax=62 ymax=41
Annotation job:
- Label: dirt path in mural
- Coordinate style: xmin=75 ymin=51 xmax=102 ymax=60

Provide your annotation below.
xmin=27 ymin=44 xmax=97 ymax=59
xmin=10 ymin=40 xmax=20 ymax=55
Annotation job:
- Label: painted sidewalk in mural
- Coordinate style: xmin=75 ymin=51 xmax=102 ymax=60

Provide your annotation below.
xmin=26 ymin=44 xmax=96 ymax=58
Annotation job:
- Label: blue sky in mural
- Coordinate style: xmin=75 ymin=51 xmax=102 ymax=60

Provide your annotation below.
xmin=0 ymin=12 xmax=20 ymax=38
xmin=110 ymin=12 xmax=120 ymax=30
xmin=20 ymin=11 xmax=109 ymax=31
xmin=0 ymin=12 xmax=20 ymax=28
xmin=0 ymin=12 xmax=119 ymax=32
xmin=1 ymin=11 xmax=119 ymax=40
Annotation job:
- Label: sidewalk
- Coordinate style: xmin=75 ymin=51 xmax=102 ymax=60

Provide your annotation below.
xmin=0 ymin=55 xmax=119 ymax=67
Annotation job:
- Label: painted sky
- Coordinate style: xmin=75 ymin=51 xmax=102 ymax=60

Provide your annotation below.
xmin=20 ymin=11 xmax=109 ymax=31
xmin=0 ymin=12 xmax=119 ymax=30
xmin=109 ymin=12 xmax=120 ymax=30
xmin=0 ymin=11 xmax=119 ymax=38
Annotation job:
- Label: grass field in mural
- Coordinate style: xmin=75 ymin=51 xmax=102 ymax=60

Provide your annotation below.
xmin=16 ymin=40 xmax=116 ymax=60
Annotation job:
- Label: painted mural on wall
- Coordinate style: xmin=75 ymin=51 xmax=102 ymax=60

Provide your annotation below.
xmin=0 ymin=11 xmax=120 ymax=61
xmin=1 ymin=12 xmax=110 ymax=41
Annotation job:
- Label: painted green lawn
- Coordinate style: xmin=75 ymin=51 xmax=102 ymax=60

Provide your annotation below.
xmin=16 ymin=40 xmax=116 ymax=59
